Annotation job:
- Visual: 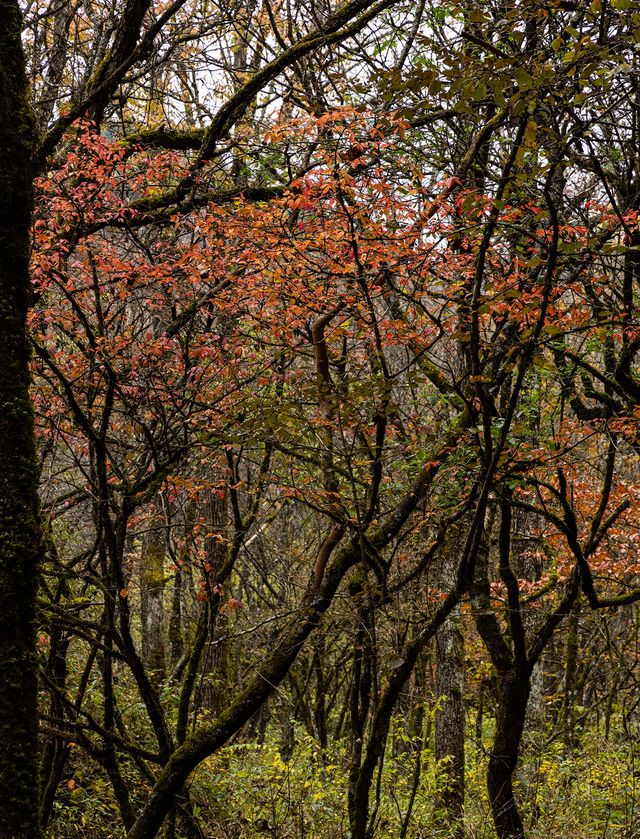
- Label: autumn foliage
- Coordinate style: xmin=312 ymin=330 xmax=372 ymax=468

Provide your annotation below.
xmin=0 ymin=1 xmax=638 ymax=838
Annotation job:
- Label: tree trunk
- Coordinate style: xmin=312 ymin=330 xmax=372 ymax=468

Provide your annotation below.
xmin=168 ymin=568 xmax=183 ymax=668
xmin=487 ymin=670 xmax=530 ymax=839
xmin=39 ymin=629 xmax=71 ymax=829
xmin=348 ymin=598 xmax=374 ymax=839
xmin=435 ymin=606 xmax=465 ymax=833
xmin=0 ymin=5 xmax=42 ymax=835
xmin=435 ymin=530 xmax=466 ymax=832
xmin=312 ymin=644 xmax=329 ymax=751
xmin=140 ymin=517 xmax=167 ymax=682
xmin=199 ymin=486 xmax=227 ymax=713
xmin=512 ymin=507 xmax=543 ymax=737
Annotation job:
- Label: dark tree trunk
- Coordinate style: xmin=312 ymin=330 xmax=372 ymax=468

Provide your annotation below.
xmin=199 ymin=485 xmax=227 ymax=713
xmin=487 ymin=670 xmax=530 ymax=839
xmin=39 ymin=625 xmax=71 ymax=829
xmin=0 ymin=4 xmax=42 ymax=835
xmin=168 ymin=568 xmax=183 ymax=667
xmin=512 ymin=507 xmax=543 ymax=737
xmin=562 ymin=598 xmax=580 ymax=752
xmin=348 ymin=593 xmax=376 ymax=839
xmin=435 ymin=531 xmax=466 ymax=832
xmin=472 ymin=497 xmax=531 ymax=839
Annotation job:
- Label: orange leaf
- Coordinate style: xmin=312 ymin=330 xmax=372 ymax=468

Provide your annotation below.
xmin=226 ymin=597 xmax=243 ymax=611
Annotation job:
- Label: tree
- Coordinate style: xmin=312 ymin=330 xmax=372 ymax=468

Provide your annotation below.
xmin=7 ymin=1 xmax=640 ymax=837
xmin=1 ymin=1 xmax=412 ymax=835
xmin=0 ymin=3 xmax=41 ymax=835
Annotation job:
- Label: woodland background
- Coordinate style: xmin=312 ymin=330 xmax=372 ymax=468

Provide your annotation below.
xmin=1 ymin=1 xmax=640 ymax=837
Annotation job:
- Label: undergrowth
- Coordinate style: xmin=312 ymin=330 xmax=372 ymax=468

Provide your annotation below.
xmin=46 ymin=725 xmax=639 ymax=838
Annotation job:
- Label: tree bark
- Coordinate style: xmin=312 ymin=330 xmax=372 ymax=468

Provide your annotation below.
xmin=348 ymin=597 xmax=375 ymax=837
xmin=435 ymin=606 xmax=465 ymax=833
xmin=0 ymin=4 xmax=42 ymax=835
xmin=199 ymin=485 xmax=227 ymax=713
xmin=562 ymin=597 xmax=581 ymax=752
xmin=434 ymin=531 xmax=466 ymax=832
xmin=140 ymin=516 xmax=167 ymax=682
xmin=487 ymin=670 xmax=530 ymax=839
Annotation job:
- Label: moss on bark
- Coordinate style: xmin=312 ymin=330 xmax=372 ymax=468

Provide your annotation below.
xmin=0 ymin=3 xmax=42 ymax=835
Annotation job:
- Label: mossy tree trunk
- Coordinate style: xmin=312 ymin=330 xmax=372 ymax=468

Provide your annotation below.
xmin=0 ymin=3 xmax=42 ymax=835
xmin=140 ymin=515 xmax=167 ymax=683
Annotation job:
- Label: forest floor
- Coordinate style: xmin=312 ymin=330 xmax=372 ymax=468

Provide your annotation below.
xmin=47 ymin=725 xmax=640 ymax=838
